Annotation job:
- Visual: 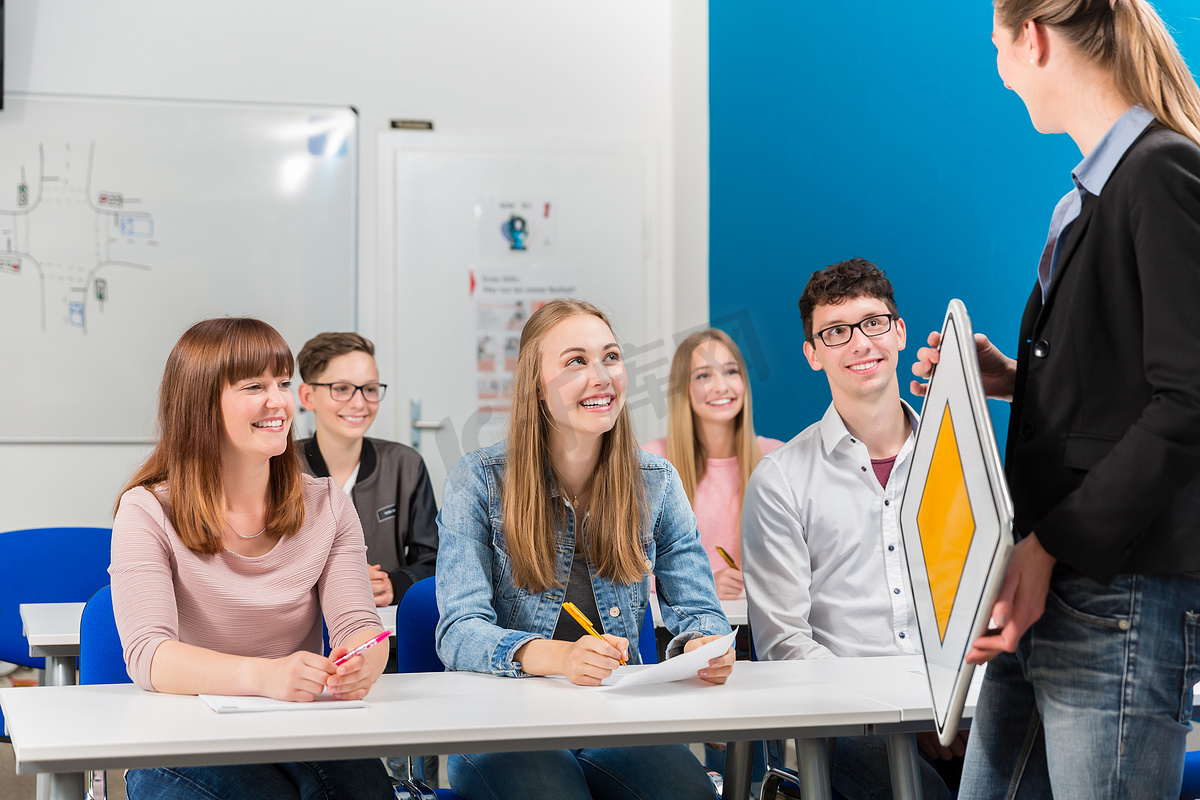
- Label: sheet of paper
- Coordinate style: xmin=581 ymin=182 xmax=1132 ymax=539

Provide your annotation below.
xmin=199 ymin=693 xmax=366 ymax=713
xmin=595 ymin=629 xmax=737 ymax=691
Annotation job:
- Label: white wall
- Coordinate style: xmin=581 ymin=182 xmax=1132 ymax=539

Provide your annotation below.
xmin=0 ymin=0 xmax=709 ymax=530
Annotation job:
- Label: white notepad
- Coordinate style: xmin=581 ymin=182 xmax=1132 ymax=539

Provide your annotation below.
xmin=593 ymin=628 xmax=738 ymax=691
xmin=199 ymin=693 xmax=367 ymax=713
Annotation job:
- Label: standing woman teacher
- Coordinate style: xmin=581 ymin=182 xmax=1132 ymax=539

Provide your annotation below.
xmin=111 ymin=318 xmax=393 ymax=800
xmin=914 ymin=1 xmax=1200 ymax=796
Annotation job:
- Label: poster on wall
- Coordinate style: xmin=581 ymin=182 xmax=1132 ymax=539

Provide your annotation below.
xmin=472 ymin=267 xmax=579 ymax=414
xmin=476 ymin=198 xmax=557 ymax=256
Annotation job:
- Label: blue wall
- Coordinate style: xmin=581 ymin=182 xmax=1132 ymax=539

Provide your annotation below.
xmin=710 ymin=1 xmax=1200 ymax=444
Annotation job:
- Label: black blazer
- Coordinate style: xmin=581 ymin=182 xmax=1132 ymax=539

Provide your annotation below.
xmin=1007 ymin=124 xmax=1200 ymax=585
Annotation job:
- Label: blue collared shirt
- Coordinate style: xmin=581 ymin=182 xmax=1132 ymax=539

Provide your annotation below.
xmin=1037 ymin=105 xmax=1155 ymax=299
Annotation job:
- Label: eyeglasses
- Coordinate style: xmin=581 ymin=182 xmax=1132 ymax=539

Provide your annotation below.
xmin=307 ymin=382 xmax=388 ymax=402
xmin=812 ymin=314 xmax=894 ymax=347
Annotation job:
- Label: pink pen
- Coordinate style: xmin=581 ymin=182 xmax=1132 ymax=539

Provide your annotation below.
xmin=333 ymin=630 xmax=391 ymax=666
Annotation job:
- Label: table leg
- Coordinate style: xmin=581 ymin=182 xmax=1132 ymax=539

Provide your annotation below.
xmin=37 ymin=656 xmax=81 ymax=800
xmin=885 ymin=732 xmax=923 ymax=800
xmin=44 ymin=656 xmax=77 ymax=688
xmin=721 ymin=740 xmax=753 ymax=800
xmin=795 ymin=737 xmax=833 ymax=800
xmin=48 ymin=772 xmax=86 ymax=800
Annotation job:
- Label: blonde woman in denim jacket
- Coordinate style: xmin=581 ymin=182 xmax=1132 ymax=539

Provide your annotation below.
xmin=436 ymin=299 xmax=734 ymax=800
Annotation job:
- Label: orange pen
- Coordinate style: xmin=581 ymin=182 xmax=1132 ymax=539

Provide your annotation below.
xmin=562 ymin=601 xmax=627 ymax=665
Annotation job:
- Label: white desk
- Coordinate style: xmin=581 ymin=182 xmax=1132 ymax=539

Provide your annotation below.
xmin=649 ymin=595 xmax=748 ymax=627
xmin=3 ymin=659 xmax=918 ymax=800
xmin=19 ymin=603 xmax=86 ymax=687
xmin=378 ymin=604 xmax=397 ymax=633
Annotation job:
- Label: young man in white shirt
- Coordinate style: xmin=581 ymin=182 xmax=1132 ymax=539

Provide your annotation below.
xmin=742 ymin=258 xmax=961 ymax=799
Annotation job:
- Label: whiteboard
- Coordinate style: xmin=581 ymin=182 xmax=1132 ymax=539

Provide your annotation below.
xmin=377 ymin=133 xmax=664 ymax=501
xmin=0 ymin=94 xmax=357 ymax=441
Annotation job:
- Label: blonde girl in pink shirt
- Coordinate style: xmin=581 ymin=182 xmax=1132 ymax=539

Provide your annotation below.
xmin=643 ymin=329 xmax=783 ymax=600
xmin=111 ymin=317 xmax=393 ymax=800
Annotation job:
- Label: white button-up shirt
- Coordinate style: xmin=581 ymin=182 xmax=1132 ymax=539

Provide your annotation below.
xmin=742 ymin=401 xmax=920 ymax=661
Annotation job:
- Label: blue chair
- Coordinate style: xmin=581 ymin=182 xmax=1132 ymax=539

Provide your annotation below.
xmin=0 ymin=526 xmax=113 ymax=741
xmin=394 ymin=576 xmax=445 ymax=674
xmin=392 ymin=576 xmax=463 ymax=800
xmin=80 ymin=586 xmax=130 ymax=685
xmin=638 ymin=604 xmax=658 ymax=665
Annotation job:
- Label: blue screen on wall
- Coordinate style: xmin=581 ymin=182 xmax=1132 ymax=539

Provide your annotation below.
xmin=710 ymin=1 xmax=1200 ymax=446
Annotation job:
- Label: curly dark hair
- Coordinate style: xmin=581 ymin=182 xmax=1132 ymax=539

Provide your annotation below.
xmin=797 ymin=257 xmax=899 ymax=342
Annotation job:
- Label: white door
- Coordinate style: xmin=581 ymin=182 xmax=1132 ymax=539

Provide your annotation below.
xmin=377 ymin=134 xmax=665 ymax=502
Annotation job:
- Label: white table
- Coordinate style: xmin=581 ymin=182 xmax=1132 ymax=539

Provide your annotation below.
xmin=2 ymin=658 xmax=926 ymax=800
xmin=18 ymin=602 xmax=88 ymax=800
xmin=19 ymin=603 xmax=86 ymax=688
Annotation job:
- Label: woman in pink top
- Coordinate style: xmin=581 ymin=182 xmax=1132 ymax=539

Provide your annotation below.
xmin=111 ymin=318 xmax=393 ymax=800
xmin=643 ymin=329 xmax=782 ymax=599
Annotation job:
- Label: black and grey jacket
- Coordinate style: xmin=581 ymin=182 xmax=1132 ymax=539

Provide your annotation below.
xmin=298 ymin=436 xmax=438 ymax=602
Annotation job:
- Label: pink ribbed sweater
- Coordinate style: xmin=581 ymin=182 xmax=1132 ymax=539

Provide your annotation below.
xmin=111 ymin=474 xmax=381 ymax=691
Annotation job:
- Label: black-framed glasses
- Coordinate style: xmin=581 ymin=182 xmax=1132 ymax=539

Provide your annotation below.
xmin=308 ymin=382 xmax=388 ymax=402
xmin=813 ymin=314 xmax=894 ymax=347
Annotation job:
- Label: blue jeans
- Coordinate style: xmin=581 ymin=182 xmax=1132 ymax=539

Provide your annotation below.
xmin=960 ymin=568 xmax=1200 ymax=799
xmin=448 ymin=744 xmax=717 ymax=799
xmin=125 ymin=759 xmax=393 ymax=800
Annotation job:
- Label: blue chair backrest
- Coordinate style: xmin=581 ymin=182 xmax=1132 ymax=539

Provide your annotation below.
xmin=0 ymin=527 xmax=113 ymax=669
xmin=639 ymin=603 xmax=658 ymax=665
xmin=80 ymin=586 xmax=131 ymax=685
xmin=394 ymin=576 xmax=444 ymax=673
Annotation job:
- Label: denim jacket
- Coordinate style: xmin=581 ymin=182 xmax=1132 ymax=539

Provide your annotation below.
xmin=435 ymin=441 xmax=731 ymax=677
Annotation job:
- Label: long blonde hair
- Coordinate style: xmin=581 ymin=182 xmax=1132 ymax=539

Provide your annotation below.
xmin=665 ymin=329 xmax=764 ymax=506
xmin=996 ymin=0 xmax=1200 ymax=145
xmin=503 ymin=299 xmax=648 ymax=592
xmin=117 ymin=318 xmax=305 ymax=554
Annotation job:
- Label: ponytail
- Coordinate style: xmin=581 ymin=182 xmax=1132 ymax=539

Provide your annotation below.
xmin=1110 ymin=0 xmax=1200 ymax=145
xmin=995 ymin=0 xmax=1200 ymax=145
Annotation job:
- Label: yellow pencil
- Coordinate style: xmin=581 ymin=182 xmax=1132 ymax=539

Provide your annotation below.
xmin=715 ymin=545 xmax=739 ymax=570
xmin=562 ymin=601 xmax=627 ymax=665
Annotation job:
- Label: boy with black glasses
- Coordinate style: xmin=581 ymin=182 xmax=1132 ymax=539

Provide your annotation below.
xmin=297 ymin=332 xmax=438 ymax=610
xmin=742 ymin=258 xmax=959 ymax=799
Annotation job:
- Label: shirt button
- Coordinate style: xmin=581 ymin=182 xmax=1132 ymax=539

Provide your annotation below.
xmin=1032 ymin=340 xmax=1050 ymax=358
xmin=898 ymin=632 xmax=906 ymax=639
xmin=894 ymin=588 xmax=901 ymax=595
xmin=861 ymin=466 xmax=867 ymax=472
xmin=1020 ymin=423 xmax=1034 ymax=440
xmin=609 ymin=607 xmax=621 ymax=617
xmin=888 ymin=545 xmax=895 ymax=551
xmin=884 ymin=500 xmax=890 ymax=506
xmin=850 ymin=438 xmax=856 ymax=444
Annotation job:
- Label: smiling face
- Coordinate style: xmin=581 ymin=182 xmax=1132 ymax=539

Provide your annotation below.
xmin=298 ymin=350 xmax=380 ymax=444
xmin=220 ymin=372 xmax=295 ymax=465
xmin=803 ymin=295 xmax=906 ymax=406
xmin=688 ymin=339 xmax=745 ymax=430
xmin=539 ymin=314 xmax=628 ymax=442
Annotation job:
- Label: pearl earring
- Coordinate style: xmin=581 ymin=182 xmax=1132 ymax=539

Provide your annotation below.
xmin=1029 ymin=58 xmax=1035 ymax=65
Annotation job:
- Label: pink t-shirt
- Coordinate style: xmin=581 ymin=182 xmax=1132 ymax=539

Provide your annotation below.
xmin=111 ymin=474 xmax=382 ymax=691
xmin=643 ymin=435 xmax=784 ymax=575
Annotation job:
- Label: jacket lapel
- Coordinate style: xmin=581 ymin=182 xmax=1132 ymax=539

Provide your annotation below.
xmin=1034 ymin=197 xmax=1096 ymax=333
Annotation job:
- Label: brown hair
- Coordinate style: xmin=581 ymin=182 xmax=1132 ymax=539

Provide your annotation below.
xmin=665 ymin=329 xmax=764 ymax=507
xmin=117 ymin=318 xmax=306 ymax=554
xmin=995 ymin=0 xmax=1200 ymax=145
xmin=798 ymin=257 xmax=899 ymax=342
xmin=503 ymin=299 xmax=648 ymax=592
xmin=297 ymin=331 xmax=375 ymax=383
